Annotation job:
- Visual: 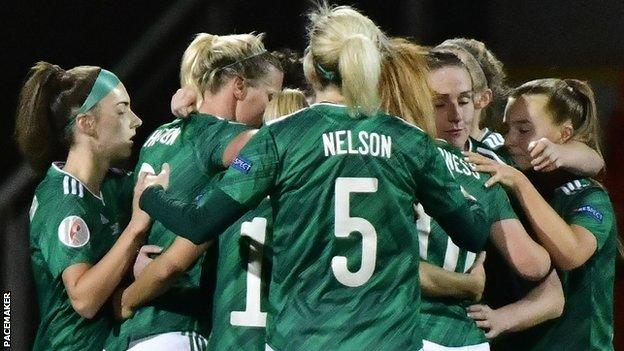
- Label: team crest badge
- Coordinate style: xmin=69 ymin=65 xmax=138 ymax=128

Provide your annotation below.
xmin=58 ymin=216 xmax=90 ymax=248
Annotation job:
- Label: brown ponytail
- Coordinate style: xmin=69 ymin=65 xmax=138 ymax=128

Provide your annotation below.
xmin=15 ymin=61 xmax=99 ymax=173
xmin=563 ymin=79 xmax=602 ymax=156
xmin=511 ymin=78 xmax=603 ymax=158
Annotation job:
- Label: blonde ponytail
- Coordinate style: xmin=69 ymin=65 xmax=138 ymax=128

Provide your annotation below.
xmin=338 ymin=34 xmax=381 ymax=116
xmin=180 ymin=33 xmax=218 ymax=106
xmin=306 ymin=4 xmax=387 ymax=117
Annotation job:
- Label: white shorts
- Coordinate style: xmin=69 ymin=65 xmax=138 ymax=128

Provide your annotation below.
xmin=266 ymin=343 xmax=424 ymax=351
xmin=126 ymin=331 xmax=208 ymax=351
xmin=423 ymin=340 xmax=489 ymax=351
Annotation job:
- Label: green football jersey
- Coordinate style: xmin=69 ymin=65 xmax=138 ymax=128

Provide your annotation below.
xmin=29 ymin=163 xmax=132 ymax=351
xmin=497 ymin=178 xmax=617 ymax=351
xmin=419 ymin=139 xmax=517 ymax=347
xmin=107 ymin=113 xmax=247 ymax=350
xmin=216 ymin=103 xmax=490 ymax=350
xmin=208 ymin=199 xmax=272 ymax=351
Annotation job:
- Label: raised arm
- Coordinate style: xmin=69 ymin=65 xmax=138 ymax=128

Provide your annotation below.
xmin=529 ymin=138 xmax=604 ymax=176
xmin=467 ymin=152 xmax=598 ymax=271
xmin=140 ymin=127 xmax=279 ymax=245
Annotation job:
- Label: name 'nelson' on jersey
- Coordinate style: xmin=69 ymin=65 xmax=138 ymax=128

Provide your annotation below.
xmin=322 ymin=130 xmax=392 ymax=158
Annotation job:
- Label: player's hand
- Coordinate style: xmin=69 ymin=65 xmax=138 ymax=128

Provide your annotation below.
xmin=130 ymin=172 xmax=152 ymax=232
xmin=467 ymin=304 xmax=510 ymax=339
xmin=464 ymin=152 xmax=525 ymax=191
xmin=528 ymin=138 xmax=563 ymax=172
xmin=171 ymin=87 xmax=197 ymax=118
xmin=142 ymin=163 xmax=170 ymax=191
xmin=133 ymin=245 xmax=163 ymax=279
xmin=120 ymin=303 xmax=135 ymax=320
xmin=466 ymin=252 xmax=486 ymax=302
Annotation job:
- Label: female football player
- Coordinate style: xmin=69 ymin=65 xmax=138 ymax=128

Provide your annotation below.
xmin=467 ymin=78 xmax=617 ymax=350
xmin=16 ymin=62 xmax=149 ymax=350
xmin=108 ymin=33 xmax=283 ymax=351
xmin=263 ymin=88 xmax=309 ymax=122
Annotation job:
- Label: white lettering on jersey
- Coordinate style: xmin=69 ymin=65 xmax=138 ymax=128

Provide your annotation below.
xmin=58 ymin=216 xmax=90 ymax=248
xmin=322 ymin=130 xmax=392 ymax=159
xmin=437 ymin=147 xmax=480 ymax=180
xmin=143 ymin=127 xmax=181 ymax=147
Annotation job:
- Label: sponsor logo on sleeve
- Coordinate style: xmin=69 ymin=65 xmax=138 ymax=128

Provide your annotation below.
xmin=572 ymin=205 xmax=604 ymax=222
xmin=58 ymin=216 xmax=90 ymax=247
xmin=231 ymin=156 xmax=253 ymax=174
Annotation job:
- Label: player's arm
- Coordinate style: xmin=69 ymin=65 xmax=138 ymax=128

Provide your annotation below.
xmin=139 ymin=127 xmax=279 ymax=245
xmin=63 ymin=177 xmax=151 ymax=318
xmin=467 ymin=270 xmax=564 ymax=339
xmin=120 ymin=237 xmax=210 ymax=318
xmin=529 ymin=138 xmax=604 ymax=175
xmin=221 ymin=129 xmax=257 ymax=167
xmin=467 ymin=152 xmax=597 ymax=271
xmin=420 ymin=253 xmax=485 ymax=302
xmin=489 ymin=219 xmax=550 ymax=281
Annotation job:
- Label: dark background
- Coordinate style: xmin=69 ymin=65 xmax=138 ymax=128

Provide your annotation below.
xmin=2 ymin=1 xmax=623 ymax=350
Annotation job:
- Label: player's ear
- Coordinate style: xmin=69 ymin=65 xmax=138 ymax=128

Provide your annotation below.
xmin=233 ymin=76 xmax=247 ymax=101
xmin=474 ymin=89 xmax=492 ymax=110
xmin=75 ymin=113 xmax=97 ymax=137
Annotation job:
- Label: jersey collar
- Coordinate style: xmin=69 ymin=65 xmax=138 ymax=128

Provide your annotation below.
xmin=51 ymin=162 xmax=105 ymax=203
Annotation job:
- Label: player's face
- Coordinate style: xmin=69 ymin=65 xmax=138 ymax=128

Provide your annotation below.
xmin=504 ymin=94 xmax=562 ymax=170
xmin=93 ymin=83 xmax=142 ymax=161
xmin=235 ymin=66 xmax=283 ymax=128
xmin=428 ymin=66 xmax=475 ymax=150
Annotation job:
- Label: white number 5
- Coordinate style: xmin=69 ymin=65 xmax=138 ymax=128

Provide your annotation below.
xmin=332 ymin=177 xmax=378 ymax=287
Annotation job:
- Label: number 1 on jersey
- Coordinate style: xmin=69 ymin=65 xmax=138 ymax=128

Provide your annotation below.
xmin=230 ymin=217 xmax=268 ymax=327
xmin=332 ymin=177 xmax=378 ymax=287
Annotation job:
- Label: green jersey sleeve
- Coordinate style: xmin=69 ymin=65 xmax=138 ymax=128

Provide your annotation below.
xmin=487 ymin=184 xmax=518 ymax=222
xmin=219 ymin=126 xmax=280 ymax=207
xmin=194 ymin=116 xmax=248 ymax=173
xmin=564 ymin=188 xmax=615 ymax=250
xmin=40 ymin=197 xmax=99 ymax=278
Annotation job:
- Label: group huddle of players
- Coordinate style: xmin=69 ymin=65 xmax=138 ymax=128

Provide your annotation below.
xmin=18 ymin=3 xmax=617 ymax=351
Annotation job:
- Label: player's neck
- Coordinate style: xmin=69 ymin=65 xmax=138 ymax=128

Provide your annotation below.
xmin=314 ymin=86 xmax=345 ymax=105
xmin=63 ymin=147 xmax=109 ymax=195
xmin=198 ymin=90 xmax=236 ymax=121
xmin=470 ymin=111 xmax=485 ymax=140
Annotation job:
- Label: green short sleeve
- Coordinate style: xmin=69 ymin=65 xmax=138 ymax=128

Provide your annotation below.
xmin=486 ymin=185 xmax=518 ymax=222
xmin=194 ymin=117 xmax=248 ymax=172
xmin=39 ymin=198 xmax=99 ymax=278
xmin=219 ymin=126 xmax=279 ymax=208
xmin=564 ymin=189 xmax=615 ymax=250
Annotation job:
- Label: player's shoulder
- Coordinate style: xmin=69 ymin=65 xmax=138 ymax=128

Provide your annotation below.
xmin=557 ymin=178 xmax=610 ymax=202
xmin=469 ymin=138 xmax=510 ymax=165
xmin=31 ymin=164 xmax=92 ymax=224
xmin=481 ymin=128 xmax=505 ymax=150
xmin=35 ymin=163 xmax=88 ymax=201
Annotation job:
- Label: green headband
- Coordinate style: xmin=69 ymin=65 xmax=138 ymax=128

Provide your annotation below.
xmin=65 ymin=68 xmax=121 ymax=133
xmin=315 ymin=61 xmax=341 ymax=83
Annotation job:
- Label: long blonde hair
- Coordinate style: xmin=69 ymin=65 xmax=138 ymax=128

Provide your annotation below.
xmin=180 ymin=33 xmax=281 ymax=106
xmin=304 ymin=3 xmax=388 ymax=116
xmin=379 ymin=38 xmax=436 ymax=137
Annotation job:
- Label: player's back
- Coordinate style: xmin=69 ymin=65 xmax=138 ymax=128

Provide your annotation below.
xmin=262 ymin=103 xmax=477 ymax=350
